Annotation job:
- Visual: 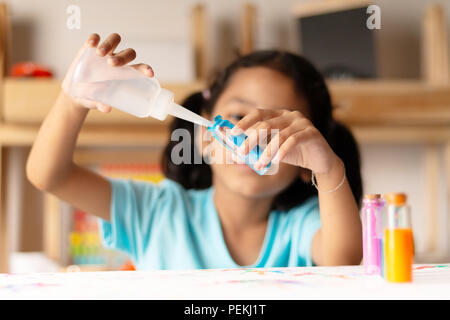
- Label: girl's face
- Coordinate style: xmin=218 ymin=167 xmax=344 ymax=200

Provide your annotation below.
xmin=200 ymin=67 xmax=311 ymax=199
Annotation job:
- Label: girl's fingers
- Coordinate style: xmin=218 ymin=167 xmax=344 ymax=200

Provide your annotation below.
xmin=237 ymin=126 xmax=261 ymax=156
xmin=254 ymin=127 xmax=295 ymax=169
xmin=130 ymin=63 xmax=154 ymax=77
xmin=237 ymin=115 xmax=291 ymax=155
xmin=87 ymin=33 xmax=100 ymax=47
xmin=237 ymin=121 xmax=269 ymax=155
xmin=231 ymin=108 xmax=282 ymax=135
xmin=254 ymin=119 xmax=313 ymax=169
xmin=95 ymin=102 xmax=112 ymax=113
xmin=268 ymin=130 xmax=311 ymax=167
xmin=97 ymin=33 xmax=121 ymax=56
xmin=108 ymin=48 xmax=137 ymax=66
xmin=254 ymin=136 xmax=280 ymax=170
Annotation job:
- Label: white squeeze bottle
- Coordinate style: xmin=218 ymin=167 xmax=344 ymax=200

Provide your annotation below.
xmin=64 ymin=46 xmax=213 ymax=127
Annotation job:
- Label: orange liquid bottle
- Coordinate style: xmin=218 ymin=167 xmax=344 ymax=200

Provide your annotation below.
xmin=383 ymin=193 xmax=414 ymax=282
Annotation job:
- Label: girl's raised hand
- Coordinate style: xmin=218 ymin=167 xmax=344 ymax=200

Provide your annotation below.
xmin=62 ymin=33 xmax=154 ymax=113
xmin=230 ymin=108 xmax=341 ymax=175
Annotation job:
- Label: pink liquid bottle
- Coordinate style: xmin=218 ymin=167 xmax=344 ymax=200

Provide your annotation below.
xmin=361 ymin=194 xmax=385 ymax=275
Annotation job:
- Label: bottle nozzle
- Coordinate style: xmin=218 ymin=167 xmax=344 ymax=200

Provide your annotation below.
xmin=167 ymin=102 xmax=213 ymax=127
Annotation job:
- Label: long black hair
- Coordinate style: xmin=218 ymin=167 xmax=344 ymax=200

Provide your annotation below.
xmin=161 ymin=50 xmax=363 ymax=210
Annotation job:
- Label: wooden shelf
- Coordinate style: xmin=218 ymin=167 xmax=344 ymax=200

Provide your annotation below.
xmin=2 ymin=122 xmax=448 ymax=146
xmin=3 ymin=78 xmax=205 ymax=125
xmin=292 ymin=0 xmax=369 ymax=18
xmin=0 ymin=123 xmax=170 ymax=147
xmin=3 ymin=77 xmax=450 ymax=127
xmin=0 ymin=78 xmax=449 ymax=145
xmin=351 ymin=125 xmax=450 ymax=144
xmin=328 ymin=79 xmax=450 ymax=126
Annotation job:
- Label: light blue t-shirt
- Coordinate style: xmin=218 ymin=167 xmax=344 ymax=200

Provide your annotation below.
xmin=99 ymin=178 xmax=321 ymax=270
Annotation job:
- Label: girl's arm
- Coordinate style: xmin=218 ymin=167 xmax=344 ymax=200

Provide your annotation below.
xmin=310 ymin=156 xmax=362 ymax=266
xmin=232 ymin=109 xmax=363 ymax=266
xmin=27 ymin=90 xmax=112 ymax=220
xmin=26 ymin=33 xmax=154 ymax=221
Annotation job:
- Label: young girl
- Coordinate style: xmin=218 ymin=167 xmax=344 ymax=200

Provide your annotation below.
xmin=27 ymin=33 xmax=363 ymax=270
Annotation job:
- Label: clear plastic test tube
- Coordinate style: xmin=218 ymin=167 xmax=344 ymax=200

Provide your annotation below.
xmin=384 ymin=193 xmax=414 ymax=282
xmin=361 ymin=194 xmax=384 ymax=275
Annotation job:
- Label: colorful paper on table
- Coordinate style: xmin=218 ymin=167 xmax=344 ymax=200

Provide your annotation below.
xmin=0 ymin=264 xmax=449 ymax=299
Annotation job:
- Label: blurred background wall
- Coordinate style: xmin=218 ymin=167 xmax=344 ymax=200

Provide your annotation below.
xmin=5 ymin=0 xmax=450 ymax=78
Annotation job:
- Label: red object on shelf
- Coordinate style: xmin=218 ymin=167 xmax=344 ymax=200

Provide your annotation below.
xmin=10 ymin=62 xmax=53 ymax=78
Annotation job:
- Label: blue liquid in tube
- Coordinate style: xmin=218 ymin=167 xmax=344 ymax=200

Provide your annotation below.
xmin=208 ymin=115 xmax=272 ymax=175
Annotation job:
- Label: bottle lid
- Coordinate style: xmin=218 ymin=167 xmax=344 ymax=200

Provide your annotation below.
xmin=363 ymin=193 xmax=384 ymax=205
xmin=385 ymin=193 xmax=407 ymax=205
xmin=364 ymin=194 xmax=381 ymax=200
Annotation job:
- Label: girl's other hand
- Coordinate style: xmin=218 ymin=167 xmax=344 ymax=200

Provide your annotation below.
xmin=231 ymin=108 xmax=341 ymax=176
xmin=62 ymin=33 xmax=154 ymax=113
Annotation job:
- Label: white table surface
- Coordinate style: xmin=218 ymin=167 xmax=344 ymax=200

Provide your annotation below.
xmin=1 ymin=264 xmax=449 ymax=300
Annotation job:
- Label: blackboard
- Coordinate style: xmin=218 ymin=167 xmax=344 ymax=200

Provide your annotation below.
xmin=298 ymin=7 xmax=377 ymax=79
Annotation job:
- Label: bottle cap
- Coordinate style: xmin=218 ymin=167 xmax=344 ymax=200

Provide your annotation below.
xmin=364 ymin=194 xmax=381 ymax=200
xmin=363 ymin=193 xmax=384 ymax=205
xmin=385 ymin=193 xmax=407 ymax=205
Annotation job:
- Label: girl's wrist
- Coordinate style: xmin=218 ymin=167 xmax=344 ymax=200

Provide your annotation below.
xmin=313 ymin=155 xmax=345 ymax=193
xmin=57 ymin=91 xmax=89 ymax=116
